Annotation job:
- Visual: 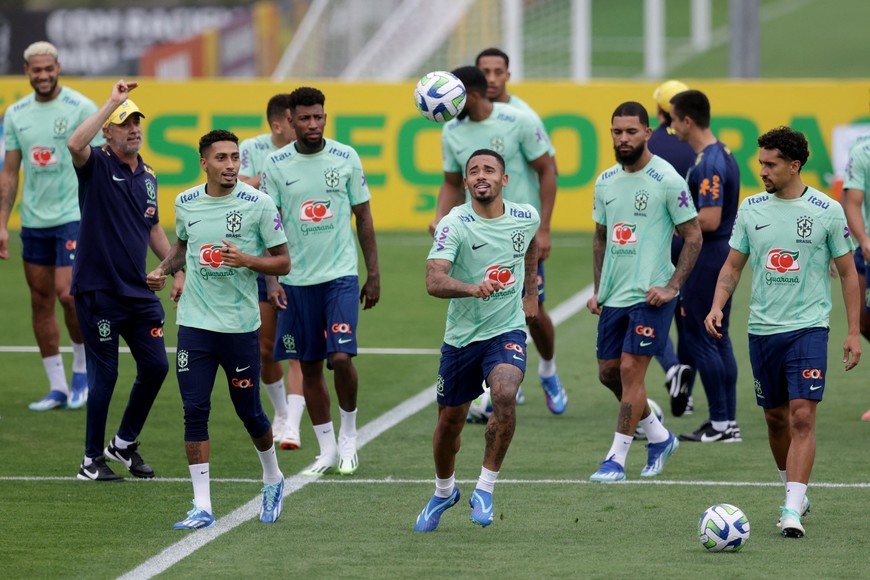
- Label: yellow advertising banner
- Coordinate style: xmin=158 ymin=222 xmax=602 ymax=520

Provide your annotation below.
xmin=2 ymin=78 xmax=868 ymax=231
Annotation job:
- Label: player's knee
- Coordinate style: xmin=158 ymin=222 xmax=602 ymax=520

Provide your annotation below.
xmin=790 ymin=407 xmax=815 ymax=436
xmin=183 ymin=406 xmax=210 ymax=440
xmin=328 ymin=352 xmax=353 ymax=373
xmin=241 ymin=411 xmax=271 ymax=440
xmin=599 ymin=366 xmax=622 ymax=397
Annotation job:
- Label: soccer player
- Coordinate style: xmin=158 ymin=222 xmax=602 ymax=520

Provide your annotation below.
xmin=238 ymin=93 xmax=306 ymax=450
xmin=262 ymin=86 xmax=380 ymax=476
xmin=0 ymin=41 xmax=99 ymax=410
xmin=415 ymin=148 xmax=539 ymax=531
xmin=705 ymin=126 xmax=861 ymax=538
xmin=67 ymin=80 xmax=182 ymax=481
xmin=586 ymin=101 xmax=702 ymax=483
xmin=147 ymin=129 xmax=289 ymax=529
xmin=433 ymin=64 xmax=567 ymax=416
xmin=648 ymin=80 xmax=696 ymax=414
xmin=839 ymin=130 xmax=870 ymax=421
xmin=668 ymin=90 xmax=741 ymax=442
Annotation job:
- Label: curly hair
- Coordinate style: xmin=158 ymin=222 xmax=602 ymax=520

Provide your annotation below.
xmin=199 ymin=129 xmax=238 ymax=157
xmin=288 ymin=87 xmax=325 ymax=110
xmin=758 ymin=126 xmax=809 ymax=169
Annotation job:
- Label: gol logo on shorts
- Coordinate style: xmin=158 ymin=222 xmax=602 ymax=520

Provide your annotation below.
xmin=150 ymin=327 xmax=164 ymax=337
xmin=331 ymin=323 xmax=352 ymax=334
xmin=801 ymin=368 xmax=823 ymax=379
xmin=231 ymin=377 xmax=255 ymax=389
xmin=505 ymin=343 xmax=525 ymax=356
xmin=635 ymin=325 xmax=656 ymax=338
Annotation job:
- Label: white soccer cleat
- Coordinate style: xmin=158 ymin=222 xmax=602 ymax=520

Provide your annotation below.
xmin=271 ymin=414 xmax=288 ymax=442
xmin=337 ymin=434 xmax=358 ymax=475
xmin=301 ymin=452 xmax=337 ymax=477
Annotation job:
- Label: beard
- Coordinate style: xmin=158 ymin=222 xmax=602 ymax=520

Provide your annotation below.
xmin=614 ymin=142 xmax=645 ymax=166
xmin=31 ymin=77 xmax=58 ymax=99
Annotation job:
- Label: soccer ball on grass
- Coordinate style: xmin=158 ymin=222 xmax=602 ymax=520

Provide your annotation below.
xmin=698 ymin=503 xmax=750 ymax=552
xmin=467 ymin=384 xmax=493 ymax=423
xmin=414 ymin=71 xmax=467 ymax=123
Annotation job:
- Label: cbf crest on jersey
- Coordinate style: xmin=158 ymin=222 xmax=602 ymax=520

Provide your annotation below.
xmin=797 ymin=216 xmax=813 ymax=239
xmin=226 ymin=210 xmax=242 ymax=236
xmin=490 ymin=136 xmax=505 ymax=153
xmin=145 ymin=179 xmax=156 ymax=200
xmin=324 ymin=168 xmax=340 ymax=189
xmin=512 ymin=230 xmax=525 ymax=253
xmin=53 ymin=117 xmax=69 ymax=137
xmin=635 ymin=189 xmax=649 ymax=212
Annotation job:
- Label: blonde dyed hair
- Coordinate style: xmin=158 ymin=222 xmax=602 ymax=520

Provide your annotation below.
xmin=23 ymin=41 xmax=59 ymax=62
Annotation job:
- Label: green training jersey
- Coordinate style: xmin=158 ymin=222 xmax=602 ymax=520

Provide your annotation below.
xmin=730 ymin=187 xmax=854 ymax=335
xmin=442 ymin=102 xmax=550 ymax=212
xmin=592 ymin=155 xmax=697 ymax=307
xmin=238 ymin=133 xmax=275 ymax=179
xmin=843 ymin=132 xmax=870 ymax=231
xmin=175 ymin=181 xmax=287 ymax=333
xmin=428 ymin=200 xmax=540 ymax=348
xmin=261 ymin=138 xmax=371 ymax=286
xmin=3 ymin=86 xmax=100 ymax=228
xmin=507 ymin=95 xmax=556 ymax=157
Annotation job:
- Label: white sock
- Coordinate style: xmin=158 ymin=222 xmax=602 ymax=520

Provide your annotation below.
xmin=538 ymin=356 xmax=557 ymax=378
xmin=785 ymin=481 xmax=808 ymax=513
xmin=189 ymin=463 xmax=212 ymax=514
xmin=286 ymin=394 xmax=305 ymax=433
xmin=113 ymin=436 xmax=134 ymax=450
xmin=637 ymin=411 xmax=669 ymax=443
xmin=43 ymin=354 xmax=69 ymax=395
xmin=263 ymin=379 xmax=288 ymax=416
xmin=605 ymin=432 xmax=634 ymax=467
xmin=82 ymin=455 xmax=93 ymax=467
xmin=256 ymin=444 xmax=283 ymax=485
xmin=712 ymin=420 xmax=729 ymax=432
xmin=778 ymin=469 xmax=788 ymax=485
xmin=339 ymin=408 xmax=358 ymax=442
xmin=313 ymin=421 xmax=337 ymax=459
xmin=71 ymin=342 xmax=87 ymax=374
xmin=435 ymin=473 xmax=455 ymax=498
xmin=476 ymin=466 xmax=499 ymax=494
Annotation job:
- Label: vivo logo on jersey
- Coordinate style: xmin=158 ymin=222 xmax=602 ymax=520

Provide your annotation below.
xmin=299 ymin=200 xmax=333 ymax=223
xmin=180 ymin=191 xmax=200 ymax=203
xmin=510 ymin=207 xmax=532 ymax=219
xmin=434 ymin=226 xmax=449 ymax=251
xmin=805 ymin=195 xmax=829 ymax=210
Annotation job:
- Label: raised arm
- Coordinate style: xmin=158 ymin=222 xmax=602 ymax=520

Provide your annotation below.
xmin=68 ymin=79 xmax=138 ymax=168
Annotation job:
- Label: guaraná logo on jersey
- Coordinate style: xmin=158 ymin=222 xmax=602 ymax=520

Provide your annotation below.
xmin=29 ymin=145 xmax=58 ymax=167
xmin=611 ymin=222 xmax=637 ymax=245
xmin=299 ymin=199 xmax=334 ymax=223
xmin=199 ymin=243 xmax=224 ymax=268
xmin=484 ymin=264 xmax=516 ymax=287
xmin=765 ymin=248 xmax=800 ymax=273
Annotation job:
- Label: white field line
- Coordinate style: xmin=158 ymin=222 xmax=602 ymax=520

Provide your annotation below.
xmin=116 ymin=284 xmax=594 ymax=580
xmin=0 ymin=346 xmax=440 ymax=355
xmin=1 ymin=476 xmax=868 ymax=488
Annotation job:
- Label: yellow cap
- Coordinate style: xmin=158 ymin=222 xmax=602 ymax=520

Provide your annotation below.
xmin=652 ymin=80 xmax=689 ymax=113
xmin=103 ymin=99 xmax=145 ymax=127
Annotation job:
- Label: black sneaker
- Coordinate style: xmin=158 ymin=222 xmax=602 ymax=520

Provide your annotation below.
xmin=104 ymin=440 xmax=155 ymax=479
xmin=679 ymin=421 xmax=737 ymax=443
xmin=665 ymin=364 xmax=692 ymax=417
xmin=77 ymin=456 xmax=124 ymax=481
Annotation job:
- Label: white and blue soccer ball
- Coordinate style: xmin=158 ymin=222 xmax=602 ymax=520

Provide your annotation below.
xmin=698 ymin=503 xmax=750 ymax=552
xmin=634 ymin=398 xmax=663 ymax=439
xmin=467 ymin=384 xmax=493 ymax=424
xmin=414 ymin=71 xmax=467 ymax=123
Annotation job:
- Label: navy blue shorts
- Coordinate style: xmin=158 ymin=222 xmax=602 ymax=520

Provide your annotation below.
xmin=257 ymin=274 xmax=268 ymax=303
xmin=748 ymin=327 xmax=829 ymax=409
xmin=273 ymin=276 xmax=359 ymax=362
xmin=436 ymin=329 xmax=527 ymax=407
xmin=176 ymin=326 xmax=269 ymax=441
xmin=597 ymin=300 xmax=677 ymax=360
xmin=21 ymin=222 xmax=79 ymax=266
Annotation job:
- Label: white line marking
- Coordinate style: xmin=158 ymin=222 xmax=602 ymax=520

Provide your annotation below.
xmin=118 ymin=284 xmax=593 ymax=580
xmin=0 ymin=346 xmax=440 ymax=355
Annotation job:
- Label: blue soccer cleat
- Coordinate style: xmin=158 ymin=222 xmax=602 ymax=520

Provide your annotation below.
xmin=590 ymin=457 xmax=626 ymax=482
xmin=28 ymin=390 xmax=67 ymax=411
xmin=414 ymin=487 xmax=460 ymax=532
xmin=641 ymin=432 xmax=679 ymax=477
xmin=469 ymin=489 xmax=494 ymax=527
xmin=68 ymin=372 xmax=89 ymax=409
xmin=173 ymin=502 xmax=215 ymax=530
xmin=260 ymin=476 xmax=284 ymax=523
xmin=540 ymin=374 xmax=567 ymax=415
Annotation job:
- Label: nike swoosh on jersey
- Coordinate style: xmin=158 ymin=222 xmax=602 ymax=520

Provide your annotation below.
xmin=112 ymin=175 xmax=126 ymax=182
xmin=188 ymin=220 xmax=201 ymax=227
xmin=605 ymin=199 xmax=615 ymax=205
xmin=235 ymin=365 xmax=251 ymax=372
xmin=285 ymin=179 xmax=301 ymax=186
xmin=755 ymin=224 xmax=771 ymax=230
xmin=471 ymin=243 xmax=488 ymax=250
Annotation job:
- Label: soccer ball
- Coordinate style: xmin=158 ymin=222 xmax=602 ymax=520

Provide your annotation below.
xmin=467 ymin=385 xmax=493 ymax=424
xmin=634 ymin=398 xmax=663 ymax=440
xmin=414 ymin=71 xmax=467 ymax=123
xmin=698 ymin=504 xmax=750 ymax=552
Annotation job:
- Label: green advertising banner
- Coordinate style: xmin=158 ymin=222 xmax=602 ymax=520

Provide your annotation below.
xmin=2 ymin=78 xmax=868 ymax=231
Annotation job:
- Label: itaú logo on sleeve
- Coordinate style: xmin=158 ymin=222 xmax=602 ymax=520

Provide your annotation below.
xmin=611 ymin=222 xmax=637 ymax=245
xmin=299 ymin=199 xmax=334 ymax=223
xmin=765 ymin=249 xmax=800 ymax=273
xmin=198 ymin=243 xmax=224 ymax=268
xmin=484 ymin=264 xmax=516 ymax=287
